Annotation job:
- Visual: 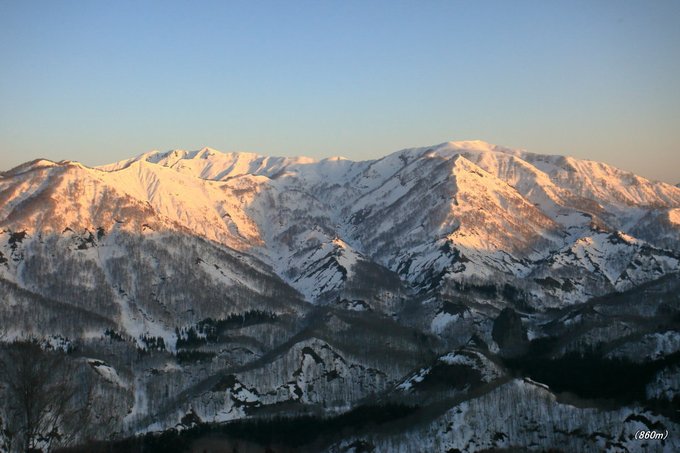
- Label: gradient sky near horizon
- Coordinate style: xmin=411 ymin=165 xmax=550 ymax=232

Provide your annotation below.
xmin=1 ymin=1 xmax=679 ymax=183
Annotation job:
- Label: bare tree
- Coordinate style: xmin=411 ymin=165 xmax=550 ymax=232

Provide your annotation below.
xmin=0 ymin=340 xmax=92 ymax=453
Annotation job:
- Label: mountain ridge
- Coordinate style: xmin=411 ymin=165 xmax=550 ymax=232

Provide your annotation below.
xmin=2 ymin=140 xmax=679 ymax=307
xmin=1 ymin=140 xmax=680 ymax=451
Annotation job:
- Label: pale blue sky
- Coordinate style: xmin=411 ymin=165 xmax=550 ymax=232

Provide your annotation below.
xmin=1 ymin=0 xmax=679 ymax=182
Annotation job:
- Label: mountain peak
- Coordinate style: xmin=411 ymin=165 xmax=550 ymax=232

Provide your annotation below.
xmin=2 ymin=158 xmax=60 ymax=177
xmin=445 ymin=139 xmax=497 ymax=150
xmin=322 ymin=156 xmax=349 ymax=162
xmin=441 ymin=140 xmax=520 ymax=155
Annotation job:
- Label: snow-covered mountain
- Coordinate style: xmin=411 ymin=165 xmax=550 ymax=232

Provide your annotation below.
xmin=4 ymin=141 xmax=679 ymax=308
xmin=1 ymin=140 xmax=679 ymax=451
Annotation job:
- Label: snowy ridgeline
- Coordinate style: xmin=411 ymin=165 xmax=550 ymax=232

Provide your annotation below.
xmin=1 ymin=140 xmax=679 ymax=307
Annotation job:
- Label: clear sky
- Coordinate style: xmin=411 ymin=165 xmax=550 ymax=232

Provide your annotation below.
xmin=1 ymin=0 xmax=679 ymax=183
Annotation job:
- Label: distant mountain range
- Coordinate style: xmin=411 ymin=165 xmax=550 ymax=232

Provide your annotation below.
xmin=1 ymin=141 xmax=679 ymax=451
